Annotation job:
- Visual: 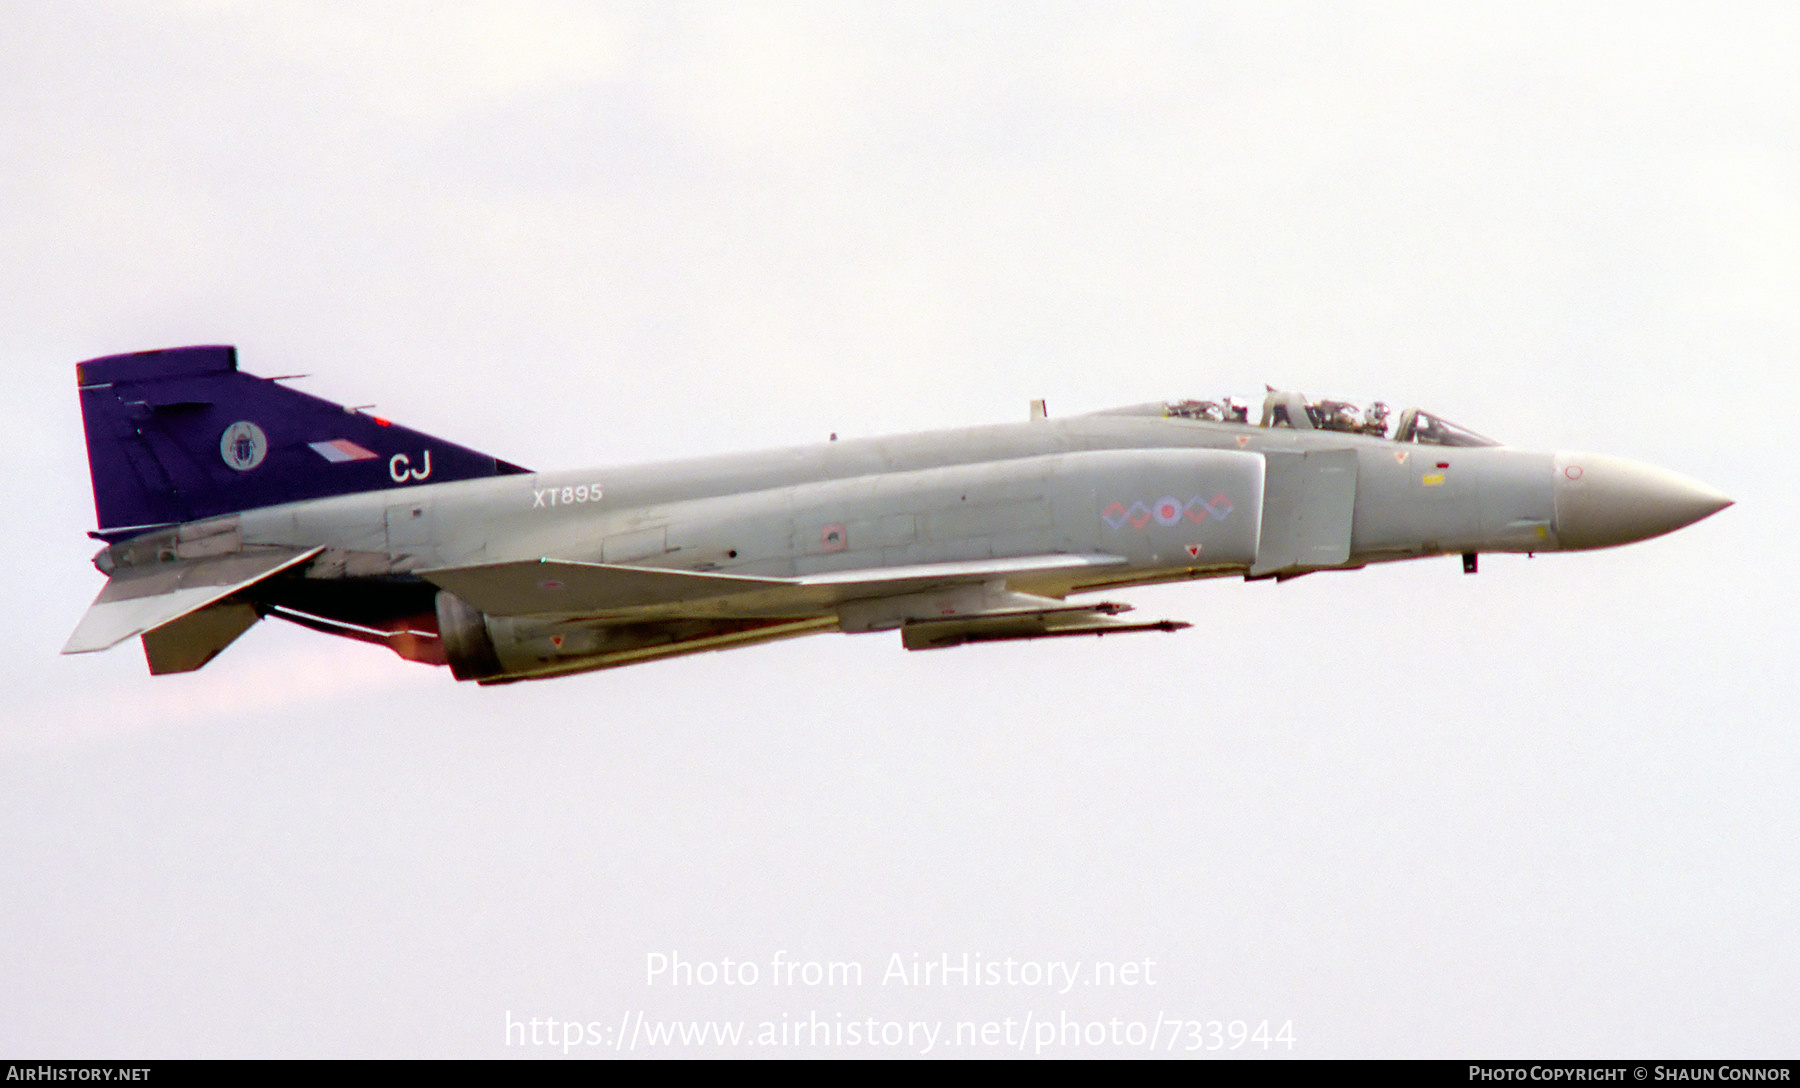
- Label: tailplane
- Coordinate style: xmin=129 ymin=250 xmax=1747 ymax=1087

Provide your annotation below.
xmin=77 ymin=346 xmax=528 ymax=538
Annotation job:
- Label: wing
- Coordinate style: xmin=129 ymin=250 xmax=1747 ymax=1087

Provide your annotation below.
xmin=417 ymin=553 xmax=1135 ymax=620
xmin=420 ymin=552 xmax=1189 ymax=670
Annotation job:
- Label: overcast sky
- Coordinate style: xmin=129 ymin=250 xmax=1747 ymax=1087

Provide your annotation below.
xmin=3 ymin=1 xmax=1796 ymax=1058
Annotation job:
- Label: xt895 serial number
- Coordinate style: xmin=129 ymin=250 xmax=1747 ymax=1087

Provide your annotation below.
xmin=532 ymin=483 xmax=605 ymax=508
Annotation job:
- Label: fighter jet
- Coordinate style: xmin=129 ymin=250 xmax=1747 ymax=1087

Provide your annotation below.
xmin=63 ymin=346 xmax=1732 ymax=684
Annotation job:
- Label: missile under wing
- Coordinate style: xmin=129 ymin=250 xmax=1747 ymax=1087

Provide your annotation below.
xmin=63 ymin=347 xmax=1731 ymax=684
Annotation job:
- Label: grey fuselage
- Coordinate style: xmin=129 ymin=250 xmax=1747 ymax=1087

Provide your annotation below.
xmin=222 ymin=405 xmax=1681 ymax=595
xmin=237 ymin=414 xmax=1503 ymax=577
xmin=89 ymin=398 xmax=1730 ymax=683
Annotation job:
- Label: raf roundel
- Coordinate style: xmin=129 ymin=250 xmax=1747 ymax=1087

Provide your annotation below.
xmin=219 ymin=421 xmax=268 ymax=472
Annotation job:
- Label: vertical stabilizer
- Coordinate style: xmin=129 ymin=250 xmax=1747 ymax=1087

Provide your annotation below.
xmin=77 ymin=346 xmax=528 ymax=537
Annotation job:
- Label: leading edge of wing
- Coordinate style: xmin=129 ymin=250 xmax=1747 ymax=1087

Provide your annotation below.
xmin=418 ymin=553 xmax=1130 ymax=619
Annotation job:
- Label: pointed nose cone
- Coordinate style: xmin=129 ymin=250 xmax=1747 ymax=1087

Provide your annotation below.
xmin=1553 ymin=452 xmax=1733 ymax=550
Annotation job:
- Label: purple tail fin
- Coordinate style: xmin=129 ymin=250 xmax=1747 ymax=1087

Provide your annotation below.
xmin=77 ymin=346 xmax=529 ymax=538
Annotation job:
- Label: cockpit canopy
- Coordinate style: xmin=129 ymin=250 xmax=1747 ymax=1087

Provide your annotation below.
xmin=1160 ymin=389 xmax=1499 ymax=447
xmin=1388 ymin=406 xmax=1499 ymax=447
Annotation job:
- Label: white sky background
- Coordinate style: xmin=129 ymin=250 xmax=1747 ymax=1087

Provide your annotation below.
xmin=2 ymin=0 xmax=1796 ymax=1058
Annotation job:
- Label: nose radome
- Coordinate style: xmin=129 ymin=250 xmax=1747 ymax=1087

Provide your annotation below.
xmin=1553 ymin=452 xmax=1733 ymax=550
